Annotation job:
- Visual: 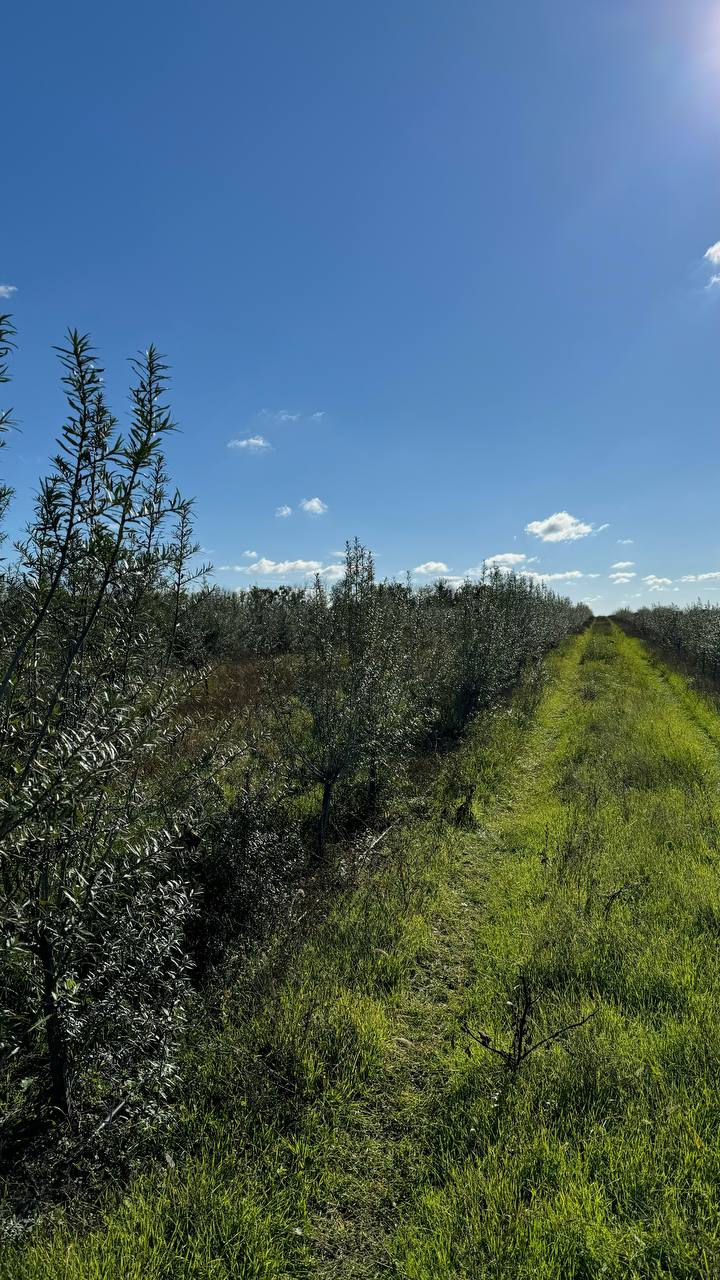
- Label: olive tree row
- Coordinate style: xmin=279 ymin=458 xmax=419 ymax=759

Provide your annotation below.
xmin=615 ymin=602 xmax=720 ymax=679
xmin=206 ymin=554 xmax=591 ymax=855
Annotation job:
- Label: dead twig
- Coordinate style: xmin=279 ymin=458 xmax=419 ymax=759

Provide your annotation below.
xmin=600 ymin=880 xmax=644 ymax=917
xmin=462 ymin=971 xmax=596 ymax=1072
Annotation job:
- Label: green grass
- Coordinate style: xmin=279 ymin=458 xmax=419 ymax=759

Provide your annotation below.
xmin=8 ymin=623 xmax=720 ymax=1278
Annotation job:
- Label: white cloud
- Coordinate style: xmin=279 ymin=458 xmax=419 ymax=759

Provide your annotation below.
xmin=525 ymin=511 xmax=595 ymax=542
xmin=702 ymin=245 xmax=720 ymax=288
xmin=414 ymin=561 xmax=449 ymax=575
xmin=275 ymin=505 xmax=292 ymax=518
xmin=259 ymin=408 xmax=326 ymax=424
xmin=481 ymin=553 xmax=540 ymax=575
xmin=583 ymin=595 xmax=602 ymax=603
xmin=679 ymin=571 xmax=720 ymax=582
xmin=617 ymin=538 xmax=634 ymax=545
xmin=611 ymin=561 xmax=635 ymax=569
xmin=485 ymin=552 xmax=529 ymax=568
xmin=609 ymin=572 xmax=636 ymax=583
xmin=227 ymin=435 xmax=271 ymax=451
xmin=243 ymin=550 xmax=258 ymax=558
xmin=0 ymin=284 xmax=17 ymax=299
xmin=300 ymin=497 xmax=328 ymax=515
xmin=260 ymin=408 xmax=300 ymax=423
xmin=218 ymin=556 xmax=344 ymax=577
xmin=246 ymin=557 xmax=323 ymax=575
xmin=464 ymin=563 xmax=582 ymax=584
xmin=643 ymin=574 xmax=672 ymax=592
xmin=524 ymin=569 xmax=584 ymax=583
xmin=595 ymin=523 xmax=610 ymax=534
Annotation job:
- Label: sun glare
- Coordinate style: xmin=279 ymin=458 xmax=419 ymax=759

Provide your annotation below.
xmin=694 ymin=3 xmax=720 ymax=91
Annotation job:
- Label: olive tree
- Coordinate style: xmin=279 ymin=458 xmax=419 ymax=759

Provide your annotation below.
xmin=270 ymin=541 xmax=425 ymax=857
xmin=0 ymin=326 xmax=221 ymax=1167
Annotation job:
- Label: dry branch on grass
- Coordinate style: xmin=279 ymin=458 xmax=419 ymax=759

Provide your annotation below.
xmin=463 ymin=971 xmax=596 ymax=1072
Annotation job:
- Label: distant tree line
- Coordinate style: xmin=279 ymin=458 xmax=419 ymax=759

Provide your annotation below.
xmin=0 ymin=318 xmax=590 ymax=1226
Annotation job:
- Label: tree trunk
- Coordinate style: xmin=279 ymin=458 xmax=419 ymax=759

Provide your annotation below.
xmin=367 ymin=758 xmax=379 ymax=812
xmin=318 ymin=778 xmax=334 ymax=859
xmin=37 ymin=929 xmax=70 ymax=1119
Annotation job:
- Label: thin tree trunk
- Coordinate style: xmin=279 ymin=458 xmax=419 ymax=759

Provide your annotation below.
xmin=37 ymin=929 xmax=69 ymax=1119
xmin=318 ymin=778 xmax=334 ymax=859
xmin=368 ymin=758 xmax=379 ymax=812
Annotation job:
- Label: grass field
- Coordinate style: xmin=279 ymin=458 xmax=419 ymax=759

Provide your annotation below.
xmin=8 ymin=620 xmax=720 ymax=1279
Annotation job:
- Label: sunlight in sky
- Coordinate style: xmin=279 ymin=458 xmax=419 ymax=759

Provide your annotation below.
xmin=689 ymin=2 xmax=720 ymax=108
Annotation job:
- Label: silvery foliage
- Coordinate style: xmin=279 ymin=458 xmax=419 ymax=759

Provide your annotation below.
xmin=267 ymin=541 xmax=590 ymax=854
xmin=268 ymin=540 xmax=430 ymax=855
xmin=0 ymin=324 xmax=221 ymax=1181
xmin=616 ymin=602 xmax=720 ymax=679
xmin=425 ymin=569 xmax=589 ymax=733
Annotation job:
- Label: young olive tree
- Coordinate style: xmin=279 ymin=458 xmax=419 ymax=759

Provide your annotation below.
xmin=0 ymin=326 xmax=222 ymax=1170
xmin=270 ymin=541 xmax=424 ymax=857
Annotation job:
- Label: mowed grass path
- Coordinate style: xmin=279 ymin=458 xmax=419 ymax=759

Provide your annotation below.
xmin=9 ymin=622 xmax=720 ymax=1278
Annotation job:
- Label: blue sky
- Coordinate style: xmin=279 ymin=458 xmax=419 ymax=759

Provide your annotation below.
xmin=3 ymin=0 xmax=720 ymax=609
